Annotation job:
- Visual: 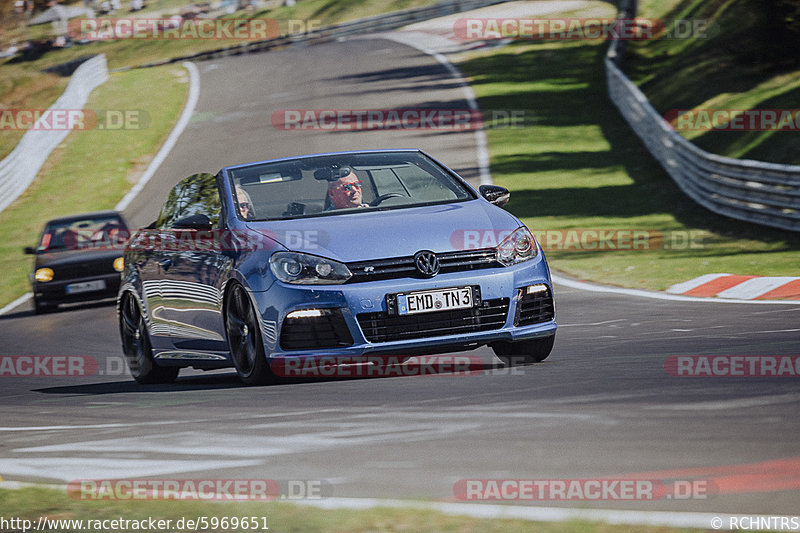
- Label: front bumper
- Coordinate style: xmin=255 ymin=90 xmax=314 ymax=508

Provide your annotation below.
xmin=33 ymin=272 xmax=122 ymax=306
xmin=250 ymin=256 xmax=556 ymax=360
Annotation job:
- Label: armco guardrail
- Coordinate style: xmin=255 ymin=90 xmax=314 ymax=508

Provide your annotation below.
xmin=0 ymin=54 xmax=109 ymax=215
xmin=605 ymin=6 xmax=800 ymax=232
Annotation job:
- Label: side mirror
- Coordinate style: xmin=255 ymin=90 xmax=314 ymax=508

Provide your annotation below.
xmin=24 ymin=246 xmax=36 ymax=255
xmin=172 ymin=213 xmax=212 ymax=231
xmin=479 ymin=185 xmax=510 ymax=207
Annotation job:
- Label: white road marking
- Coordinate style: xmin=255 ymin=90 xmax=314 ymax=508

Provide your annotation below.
xmin=647 ymin=393 xmax=800 ymax=411
xmin=375 ymin=32 xmax=492 ymax=186
xmin=293 ymin=497 xmax=736 ymax=530
xmin=558 ymin=319 xmax=627 ymax=327
xmin=552 ymin=274 xmax=799 ymax=305
xmin=717 ymin=277 xmax=800 ymax=299
xmin=0 ymin=483 xmax=763 ymax=530
xmin=3 ymin=409 xmax=617 ymax=482
xmin=0 ymin=63 xmax=201 ymax=317
xmin=666 ymin=273 xmax=730 ymax=294
xmin=0 ymin=409 xmax=346 ymax=432
xmin=115 ymin=61 xmax=200 ymax=212
xmin=0 ymin=458 xmax=260 ymax=482
xmin=0 ymin=292 xmax=32 ymax=315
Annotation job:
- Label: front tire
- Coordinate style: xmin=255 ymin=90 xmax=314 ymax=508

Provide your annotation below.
xmin=492 ymin=334 xmax=555 ymax=366
xmin=225 ymin=284 xmax=276 ymax=386
xmin=119 ymin=293 xmax=179 ymax=384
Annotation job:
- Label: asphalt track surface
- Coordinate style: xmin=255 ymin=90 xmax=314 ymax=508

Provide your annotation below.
xmin=1 ymin=38 xmax=799 ymax=518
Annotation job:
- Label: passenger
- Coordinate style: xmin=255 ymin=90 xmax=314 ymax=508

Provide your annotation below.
xmin=235 ymin=185 xmax=255 ymax=220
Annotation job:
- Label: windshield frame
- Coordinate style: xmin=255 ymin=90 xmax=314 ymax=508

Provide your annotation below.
xmin=224 ymin=150 xmax=478 ymax=222
xmin=37 ymin=214 xmax=127 ymax=253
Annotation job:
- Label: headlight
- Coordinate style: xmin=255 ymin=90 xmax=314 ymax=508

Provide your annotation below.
xmin=35 ymin=268 xmax=54 ymax=282
xmin=269 ymin=252 xmax=352 ymax=285
xmin=496 ymin=227 xmax=538 ymax=266
xmin=113 ymin=257 xmax=125 ymax=272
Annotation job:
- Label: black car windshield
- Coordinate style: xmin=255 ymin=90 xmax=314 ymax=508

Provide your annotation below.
xmin=39 ymin=215 xmax=126 ymax=251
xmin=227 ymin=152 xmax=475 ymax=221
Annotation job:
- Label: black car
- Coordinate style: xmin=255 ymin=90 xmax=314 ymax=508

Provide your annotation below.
xmin=25 ymin=211 xmax=129 ymax=314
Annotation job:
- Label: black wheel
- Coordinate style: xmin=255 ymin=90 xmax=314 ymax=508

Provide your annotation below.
xmin=225 ymin=284 xmax=276 ymax=385
xmin=492 ymin=334 xmax=555 ymax=366
xmin=369 ymin=192 xmax=405 ymax=206
xmin=119 ymin=293 xmax=179 ymax=384
xmin=33 ymin=298 xmax=56 ymax=314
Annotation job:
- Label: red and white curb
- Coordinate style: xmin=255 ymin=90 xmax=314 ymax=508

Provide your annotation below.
xmin=667 ymin=274 xmax=800 ymax=301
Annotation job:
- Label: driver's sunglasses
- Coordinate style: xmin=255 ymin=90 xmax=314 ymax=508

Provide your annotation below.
xmin=238 ymin=202 xmax=251 ymax=209
xmin=340 ymin=181 xmax=363 ymax=191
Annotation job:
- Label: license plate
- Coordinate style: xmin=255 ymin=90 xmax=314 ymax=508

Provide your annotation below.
xmin=396 ymin=286 xmax=474 ymax=315
xmin=65 ymin=280 xmax=106 ymax=294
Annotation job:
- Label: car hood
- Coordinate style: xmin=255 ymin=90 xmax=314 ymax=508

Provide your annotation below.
xmin=245 ymin=200 xmax=522 ymax=262
xmin=34 ymin=247 xmax=124 ymax=268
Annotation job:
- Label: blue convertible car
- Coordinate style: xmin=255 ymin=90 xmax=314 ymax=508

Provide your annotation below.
xmin=118 ymin=150 xmax=556 ymax=384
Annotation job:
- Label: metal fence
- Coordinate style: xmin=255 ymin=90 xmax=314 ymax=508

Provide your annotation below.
xmin=605 ymin=5 xmax=800 ymax=232
xmin=0 ymin=54 xmax=109 ymax=215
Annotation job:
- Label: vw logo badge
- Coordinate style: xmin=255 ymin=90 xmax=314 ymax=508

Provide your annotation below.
xmin=414 ymin=250 xmax=440 ymax=278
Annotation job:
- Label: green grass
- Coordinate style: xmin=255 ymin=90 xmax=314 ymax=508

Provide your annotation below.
xmin=626 ymin=0 xmax=800 ymax=165
xmin=459 ymin=39 xmax=800 ymax=290
xmin=0 ymin=64 xmax=188 ymax=307
xmin=3 ymin=0 xmax=799 ymax=300
xmin=250 ymin=0 xmax=435 ymax=26
xmin=0 ymin=66 xmax=68 ymax=160
xmin=0 ymin=0 xmax=439 ymax=162
xmin=0 ymin=486 xmax=703 ymax=533
xmin=0 ymin=0 xmax=439 ymax=74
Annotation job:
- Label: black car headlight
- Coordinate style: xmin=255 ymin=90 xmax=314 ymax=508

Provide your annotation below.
xmin=269 ymin=251 xmax=352 ymax=285
xmin=496 ymin=227 xmax=538 ymax=266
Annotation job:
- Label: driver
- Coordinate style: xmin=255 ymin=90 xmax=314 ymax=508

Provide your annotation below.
xmin=327 ymin=168 xmax=368 ymax=209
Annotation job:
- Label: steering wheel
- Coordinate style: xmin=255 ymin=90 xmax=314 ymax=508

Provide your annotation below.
xmin=369 ymin=193 xmax=405 ymax=206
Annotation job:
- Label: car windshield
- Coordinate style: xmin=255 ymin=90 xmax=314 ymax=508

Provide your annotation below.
xmin=39 ymin=215 xmax=126 ymax=251
xmin=227 ymin=151 xmax=475 ymax=221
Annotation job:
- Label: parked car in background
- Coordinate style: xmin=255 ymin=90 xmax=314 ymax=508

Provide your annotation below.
xmin=25 ymin=211 xmax=129 ymax=314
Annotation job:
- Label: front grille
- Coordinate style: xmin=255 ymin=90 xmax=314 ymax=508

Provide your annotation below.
xmin=280 ymin=309 xmax=354 ymax=350
xmin=53 ymin=260 xmax=116 ymax=280
xmin=346 ymin=249 xmax=500 ymax=283
xmin=516 ymin=288 xmax=555 ymax=326
xmin=357 ymin=298 xmax=509 ymax=343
